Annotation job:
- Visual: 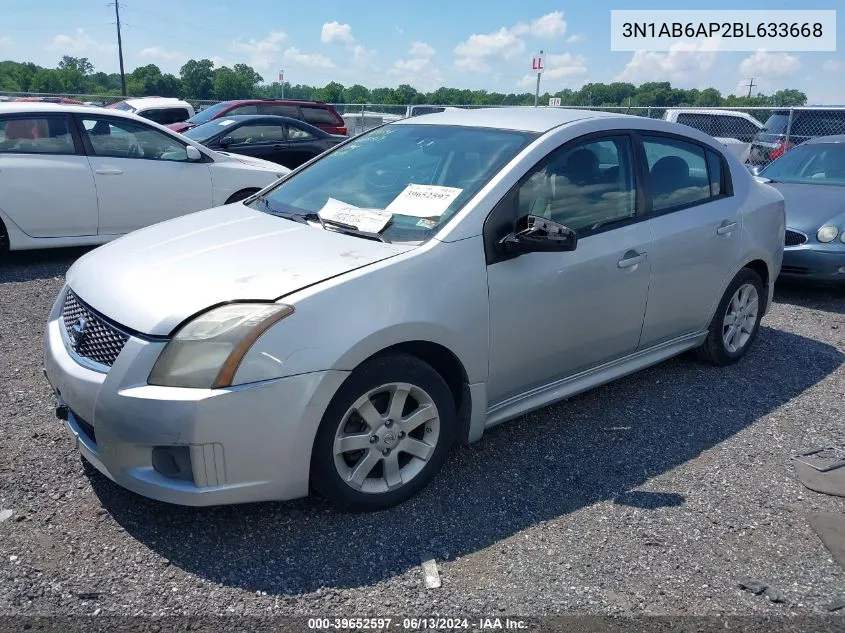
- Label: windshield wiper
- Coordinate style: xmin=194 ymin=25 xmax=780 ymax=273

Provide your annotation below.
xmin=314 ymin=215 xmax=392 ymax=243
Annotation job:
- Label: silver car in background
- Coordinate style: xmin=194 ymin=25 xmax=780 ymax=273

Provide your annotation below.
xmin=43 ymin=108 xmax=785 ymax=511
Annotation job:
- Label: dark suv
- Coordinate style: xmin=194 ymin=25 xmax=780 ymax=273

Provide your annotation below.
xmin=748 ymin=107 xmax=845 ymax=166
xmin=168 ymin=99 xmax=347 ymax=136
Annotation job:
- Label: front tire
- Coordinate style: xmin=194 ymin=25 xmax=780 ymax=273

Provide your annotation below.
xmin=0 ymin=218 xmax=9 ymax=259
xmin=311 ymin=353 xmax=456 ymax=512
xmin=694 ymin=268 xmax=764 ymax=366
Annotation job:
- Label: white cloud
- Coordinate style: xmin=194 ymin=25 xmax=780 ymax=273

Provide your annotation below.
xmin=138 ymin=46 xmax=181 ymax=62
xmin=738 ymin=50 xmax=800 ymax=79
xmin=321 ymin=21 xmax=355 ymax=45
xmin=48 ymin=28 xmax=113 ymax=54
xmin=822 ymin=59 xmax=841 ymax=73
xmin=228 ymin=31 xmax=287 ymax=71
xmin=454 ymin=27 xmax=525 ymax=60
xmin=511 ymin=11 xmax=567 ymax=38
xmin=410 ymin=41 xmax=435 ymax=58
xmin=283 ymin=46 xmax=335 ymax=69
xmin=454 ymin=56 xmax=491 ymax=74
xmin=566 ymin=34 xmax=585 ymax=44
xmin=615 ymin=42 xmax=717 ymax=84
xmin=519 ymin=53 xmax=587 ymax=86
xmin=320 ymin=21 xmax=374 ymax=68
xmin=0 ymin=36 xmax=12 ymax=47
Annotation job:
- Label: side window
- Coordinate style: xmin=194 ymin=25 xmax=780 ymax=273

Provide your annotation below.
xmin=516 ymin=136 xmax=637 ymax=235
xmin=287 ymin=125 xmax=315 ymax=140
xmin=228 ymin=105 xmax=259 ymax=116
xmin=81 ymin=117 xmax=189 ymax=161
xmin=712 ymin=116 xmax=755 ymax=141
xmin=301 ymin=106 xmax=339 ymax=125
xmin=227 ymin=124 xmax=285 ymax=144
xmin=261 ymin=104 xmax=300 ymax=117
xmin=0 ymin=116 xmax=75 ymax=155
xmin=706 ymin=151 xmax=725 ymax=197
xmin=642 ymin=136 xmax=712 ymax=213
xmin=676 ymin=113 xmax=714 ymax=135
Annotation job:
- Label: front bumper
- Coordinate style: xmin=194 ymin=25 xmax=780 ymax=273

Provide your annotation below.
xmin=43 ymin=292 xmax=349 ymax=506
xmin=780 ymin=244 xmax=845 ymax=283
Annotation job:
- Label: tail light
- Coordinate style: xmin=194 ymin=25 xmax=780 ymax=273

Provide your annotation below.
xmin=769 ymin=138 xmax=795 ymax=161
xmin=337 ymin=127 xmax=348 ymax=135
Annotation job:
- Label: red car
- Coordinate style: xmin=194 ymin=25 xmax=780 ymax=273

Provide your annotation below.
xmin=168 ymin=99 xmax=347 ymax=136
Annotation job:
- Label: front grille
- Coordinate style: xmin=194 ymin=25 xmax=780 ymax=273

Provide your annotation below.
xmin=785 ymin=229 xmax=808 ymax=247
xmin=61 ymin=290 xmax=129 ymax=368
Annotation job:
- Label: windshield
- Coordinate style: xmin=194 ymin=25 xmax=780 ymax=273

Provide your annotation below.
xmin=186 ymin=101 xmax=235 ymax=125
xmin=182 ymin=119 xmax=237 ymax=143
xmin=111 ymin=101 xmax=135 ymax=112
xmin=762 ymin=113 xmax=790 ymax=134
xmin=761 ymin=143 xmax=845 ymax=185
xmin=249 ymin=124 xmax=537 ymax=243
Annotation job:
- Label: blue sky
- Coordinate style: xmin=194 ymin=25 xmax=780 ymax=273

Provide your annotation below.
xmin=1 ymin=0 xmax=843 ymax=101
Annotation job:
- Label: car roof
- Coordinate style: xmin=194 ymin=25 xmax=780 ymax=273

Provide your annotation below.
xmin=0 ymin=102 xmax=139 ymax=117
xmin=216 ymin=98 xmax=330 ymax=107
xmin=393 ymin=106 xmax=630 ymax=133
xmin=666 ymin=107 xmax=762 ymax=122
xmin=804 ymin=134 xmax=845 ymax=144
xmin=199 ymin=114 xmax=315 ymax=126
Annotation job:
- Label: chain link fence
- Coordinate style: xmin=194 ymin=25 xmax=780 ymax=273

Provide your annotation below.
xmin=2 ymin=91 xmax=844 ymax=166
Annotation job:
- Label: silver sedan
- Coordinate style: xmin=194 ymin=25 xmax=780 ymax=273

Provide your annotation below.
xmin=43 ymin=107 xmax=785 ymax=511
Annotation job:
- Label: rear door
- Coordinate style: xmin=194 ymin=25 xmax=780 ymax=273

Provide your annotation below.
xmin=76 ymin=114 xmax=212 ymax=235
xmin=0 ymin=113 xmax=98 ymax=238
xmin=637 ymin=133 xmax=741 ymax=348
xmin=282 ymin=123 xmax=324 ymax=168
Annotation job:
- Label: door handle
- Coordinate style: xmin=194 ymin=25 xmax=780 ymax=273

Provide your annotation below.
xmin=717 ymin=221 xmax=737 ymax=235
xmin=95 ymin=169 xmax=122 ymax=175
xmin=618 ymin=251 xmax=647 ymax=268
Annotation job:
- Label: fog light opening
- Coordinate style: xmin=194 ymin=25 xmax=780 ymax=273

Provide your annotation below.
xmin=151 ymin=446 xmax=194 ymax=482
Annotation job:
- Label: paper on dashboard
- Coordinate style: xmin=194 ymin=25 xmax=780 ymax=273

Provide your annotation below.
xmin=318 ymin=197 xmax=393 ymax=234
xmin=384 ymin=184 xmax=462 ymax=218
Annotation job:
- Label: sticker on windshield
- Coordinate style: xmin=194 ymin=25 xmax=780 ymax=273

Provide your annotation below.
xmin=318 ymin=198 xmax=392 ymax=234
xmin=385 ymin=184 xmax=462 ymax=218
xmin=416 ymin=218 xmax=437 ymax=229
xmin=218 ymin=119 xmax=236 ymax=126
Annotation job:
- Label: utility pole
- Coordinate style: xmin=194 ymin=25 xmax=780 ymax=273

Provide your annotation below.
xmin=533 ymin=49 xmax=544 ymax=107
xmin=110 ymin=1 xmax=126 ymax=96
xmin=745 ymin=77 xmax=756 ymax=98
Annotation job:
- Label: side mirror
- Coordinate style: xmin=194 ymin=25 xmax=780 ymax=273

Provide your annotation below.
xmin=499 ymin=215 xmax=577 ymax=255
xmin=219 ymin=136 xmax=234 ymax=147
xmin=747 ymin=164 xmax=762 ymax=176
xmin=185 ymin=145 xmax=202 ymax=161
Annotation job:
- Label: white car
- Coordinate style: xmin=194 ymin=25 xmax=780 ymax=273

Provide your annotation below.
xmin=107 ymin=97 xmax=195 ymax=126
xmin=663 ymin=108 xmax=764 ymax=163
xmin=0 ymin=103 xmax=290 ymax=255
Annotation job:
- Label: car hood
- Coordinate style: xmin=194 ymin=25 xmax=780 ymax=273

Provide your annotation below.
xmin=66 ymin=204 xmax=415 ymax=336
xmin=767 ymin=181 xmax=845 ymax=232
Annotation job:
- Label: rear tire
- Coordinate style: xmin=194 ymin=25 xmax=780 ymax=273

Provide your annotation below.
xmin=225 ymin=188 xmax=259 ymax=204
xmin=311 ymin=353 xmax=456 ymax=512
xmin=694 ymin=268 xmax=764 ymax=366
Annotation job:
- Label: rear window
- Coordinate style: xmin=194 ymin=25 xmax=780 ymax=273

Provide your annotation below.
xmin=676 ymin=113 xmax=713 ymax=135
xmin=140 ymin=108 xmax=191 ymax=125
xmin=261 ymin=104 xmax=301 ymax=117
xmin=0 ymin=116 xmax=76 ymax=155
xmin=301 ymin=106 xmax=340 ymax=125
xmin=187 ymin=101 xmax=237 ymax=125
xmin=112 ymin=102 xmax=136 ymax=112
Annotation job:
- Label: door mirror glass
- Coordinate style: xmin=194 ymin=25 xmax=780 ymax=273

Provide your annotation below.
xmin=186 ymin=145 xmax=202 ymax=161
xmin=499 ymin=215 xmax=578 ymax=254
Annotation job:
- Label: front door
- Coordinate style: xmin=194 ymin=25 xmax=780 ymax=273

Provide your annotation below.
xmin=76 ymin=114 xmax=213 ymax=235
xmin=485 ymin=133 xmax=652 ymax=405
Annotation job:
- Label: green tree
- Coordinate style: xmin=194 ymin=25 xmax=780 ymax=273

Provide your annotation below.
xmin=179 ymin=59 xmax=215 ymax=99
xmin=694 ymin=87 xmax=722 ymax=107
xmin=213 ymin=66 xmax=244 ymax=100
xmin=57 ymin=56 xmax=94 ymax=75
xmin=344 ymin=84 xmax=371 ymax=103
xmin=30 ymin=69 xmax=66 ymax=93
xmin=315 ymin=81 xmax=345 ymax=103
xmin=771 ymin=89 xmax=807 ymax=106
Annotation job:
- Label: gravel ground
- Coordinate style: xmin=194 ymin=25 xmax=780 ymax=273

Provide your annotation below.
xmin=1 ymin=247 xmax=844 ymax=618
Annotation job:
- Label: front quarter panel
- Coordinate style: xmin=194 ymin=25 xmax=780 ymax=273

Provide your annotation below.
xmin=207 ymin=161 xmax=283 ymax=206
xmin=232 ymin=236 xmax=490 ymax=387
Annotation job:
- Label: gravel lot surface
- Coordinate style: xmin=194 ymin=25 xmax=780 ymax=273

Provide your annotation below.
xmin=1 ymin=248 xmax=844 ymax=618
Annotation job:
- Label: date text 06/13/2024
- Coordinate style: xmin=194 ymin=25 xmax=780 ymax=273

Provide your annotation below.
xmin=306 ymin=617 xmax=530 ymax=630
